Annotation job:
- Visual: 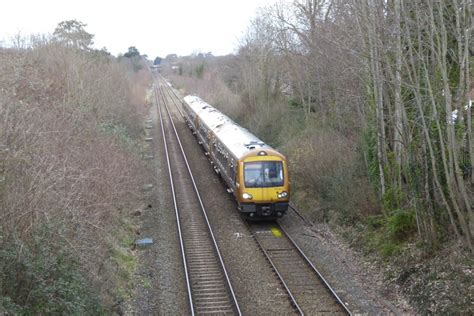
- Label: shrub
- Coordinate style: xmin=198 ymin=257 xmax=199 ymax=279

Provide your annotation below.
xmin=360 ymin=209 xmax=416 ymax=258
xmin=387 ymin=209 xmax=417 ymax=241
xmin=0 ymin=36 xmax=150 ymax=312
xmin=380 ymin=242 xmax=402 ymax=257
xmin=0 ymin=225 xmax=102 ymax=314
xmin=282 ymin=121 xmax=376 ymax=222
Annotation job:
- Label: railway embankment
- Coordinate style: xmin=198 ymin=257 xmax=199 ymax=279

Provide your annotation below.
xmin=0 ymin=39 xmax=151 ymax=313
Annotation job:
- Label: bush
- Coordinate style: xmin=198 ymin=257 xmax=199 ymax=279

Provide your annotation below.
xmin=360 ymin=209 xmax=416 ymax=258
xmin=387 ymin=209 xmax=417 ymax=241
xmin=282 ymin=120 xmax=376 ymax=222
xmin=0 ymin=226 xmax=102 ymax=314
xmin=0 ymin=36 xmax=150 ymax=311
xmin=380 ymin=242 xmax=402 ymax=257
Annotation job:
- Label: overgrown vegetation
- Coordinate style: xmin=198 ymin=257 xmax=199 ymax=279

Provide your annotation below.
xmin=0 ymin=21 xmax=151 ymax=313
xmin=164 ymin=0 xmax=472 ymax=313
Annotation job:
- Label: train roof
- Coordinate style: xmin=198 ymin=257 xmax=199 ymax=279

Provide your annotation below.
xmin=183 ymin=95 xmax=278 ymax=160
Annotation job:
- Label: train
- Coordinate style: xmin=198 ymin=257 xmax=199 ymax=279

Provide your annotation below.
xmin=181 ymin=95 xmax=290 ymax=219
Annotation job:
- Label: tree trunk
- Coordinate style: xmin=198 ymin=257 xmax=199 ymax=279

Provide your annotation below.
xmin=393 ymin=0 xmax=404 ymax=193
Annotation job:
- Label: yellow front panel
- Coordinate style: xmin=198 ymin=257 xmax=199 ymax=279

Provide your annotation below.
xmin=245 ymin=186 xmax=285 ymax=203
xmin=238 ymin=155 xmax=290 ymax=204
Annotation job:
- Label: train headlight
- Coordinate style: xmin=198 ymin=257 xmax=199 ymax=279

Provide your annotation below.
xmin=278 ymin=191 xmax=288 ymax=199
xmin=242 ymin=192 xmax=253 ymax=200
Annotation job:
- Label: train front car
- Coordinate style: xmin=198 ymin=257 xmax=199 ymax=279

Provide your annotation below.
xmin=237 ymin=148 xmax=289 ymax=219
xmin=182 ymin=95 xmax=289 ymax=220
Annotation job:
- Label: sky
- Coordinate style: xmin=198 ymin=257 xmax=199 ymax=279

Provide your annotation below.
xmin=0 ymin=0 xmax=277 ymax=58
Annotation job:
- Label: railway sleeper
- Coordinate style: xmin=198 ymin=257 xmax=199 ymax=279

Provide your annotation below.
xmin=188 ymin=264 xmax=221 ymax=269
xmin=188 ymin=259 xmax=220 ymax=264
xmin=195 ymin=279 xmax=227 ymax=285
xmin=185 ymin=239 xmax=213 ymax=244
xmin=195 ymin=297 xmax=232 ymax=302
xmin=188 ymin=261 xmax=220 ymax=267
xmin=286 ymin=282 xmax=321 ymax=288
xmin=187 ymin=256 xmax=219 ymax=262
xmin=186 ymin=251 xmax=216 ymax=256
xmin=187 ymin=249 xmax=218 ymax=258
xmin=192 ymin=288 xmax=227 ymax=294
xmin=193 ymin=283 xmax=227 ymax=289
xmin=191 ymin=272 xmax=224 ymax=277
xmin=195 ymin=303 xmax=234 ymax=310
xmin=187 ymin=252 xmax=217 ymax=257
xmin=196 ymin=308 xmax=234 ymax=314
xmin=186 ymin=232 xmax=213 ymax=237
xmin=187 ymin=253 xmax=217 ymax=258
xmin=266 ymin=250 xmax=299 ymax=256
xmin=189 ymin=267 xmax=222 ymax=272
xmin=185 ymin=247 xmax=215 ymax=252
xmin=192 ymin=279 xmax=225 ymax=285
xmin=196 ymin=304 xmax=234 ymax=311
xmin=190 ymin=272 xmax=224 ymax=278
xmin=193 ymin=287 xmax=228 ymax=293
xmin=192 ymin=277 xmax=224 ymax=282
xmin=282 ymin=272 xmax=317 ymax=278
xmin=193 ymin=292 xmax=231 ymax=298
xmin=186 ymin=229 xmax=212 ymax=233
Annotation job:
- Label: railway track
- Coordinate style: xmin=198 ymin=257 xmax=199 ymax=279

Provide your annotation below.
xmin=155 ymin=74 xmax=351 ymax=315
xmin=159 ymin=75 xmax=186 ymax=118
xmin=153 ymin=76 xmax=241 ymax=315
xmin=248 ymin=222 xmax=352 ymax=315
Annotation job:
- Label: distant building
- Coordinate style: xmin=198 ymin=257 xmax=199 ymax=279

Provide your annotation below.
xmin=165 ymin=54 xmax=178 ymax=61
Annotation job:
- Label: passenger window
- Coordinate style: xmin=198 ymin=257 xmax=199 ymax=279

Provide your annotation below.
xmin=229 ymin=166 xmax=236 ymax=184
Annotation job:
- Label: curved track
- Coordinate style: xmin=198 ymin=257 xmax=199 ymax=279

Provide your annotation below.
xmin=153 ymin=76 xmax=241 ymax=315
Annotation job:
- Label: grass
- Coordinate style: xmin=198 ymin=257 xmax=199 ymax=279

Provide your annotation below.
xmin=105 ymin=215 xmax=141 ymax=305
xmin=98 ymin=121 xmax=139 ymax=150
xmin=142 ymin=278 xmax=152 ymax=289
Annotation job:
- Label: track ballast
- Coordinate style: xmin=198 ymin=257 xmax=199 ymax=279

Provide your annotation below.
xmin=154 ymin=76 xmax=241 ymax=315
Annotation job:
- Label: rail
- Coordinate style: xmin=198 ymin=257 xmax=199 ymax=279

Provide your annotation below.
xmin=248 ymin=222 xmax=352 ymax=315
xmin=154 ymin=76 xmax=241 ymax=315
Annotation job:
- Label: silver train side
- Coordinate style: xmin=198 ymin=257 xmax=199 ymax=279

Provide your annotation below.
xmin=181 ymin=95 xmax=290 ymax=219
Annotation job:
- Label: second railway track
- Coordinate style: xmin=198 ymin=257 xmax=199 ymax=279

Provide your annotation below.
xmin=154 ymin=77 xmax=241 ymax=315
xmin=248 ymin=222 xmax=351 ymax=315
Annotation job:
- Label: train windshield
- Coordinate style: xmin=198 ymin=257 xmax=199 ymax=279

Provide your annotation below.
xmin=244 ymin=161 xmax=284 ymax=188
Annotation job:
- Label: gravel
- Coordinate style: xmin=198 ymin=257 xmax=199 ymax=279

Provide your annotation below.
xmin=279 ymin=210 xmax=414 ymax=314
xmin=127 ymin=96 xmax=190 ymax=315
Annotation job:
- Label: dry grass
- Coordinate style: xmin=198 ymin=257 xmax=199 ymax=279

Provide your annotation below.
xmin=169 ymin=68 xmax=243 ymax=120
xmin=0 ymin=38 xmax=151 ymax=312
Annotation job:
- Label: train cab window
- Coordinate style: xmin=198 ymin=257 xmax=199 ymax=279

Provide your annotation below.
xmin=244 ymin=161 xmax=284 ymax=188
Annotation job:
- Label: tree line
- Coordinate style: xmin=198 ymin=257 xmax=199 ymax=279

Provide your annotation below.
xmin=232 ymin=0 xmax=472 ymax=251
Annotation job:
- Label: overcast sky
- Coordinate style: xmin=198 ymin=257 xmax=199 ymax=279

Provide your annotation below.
xmin=0 ymin=0 xmax=278 ymax=58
